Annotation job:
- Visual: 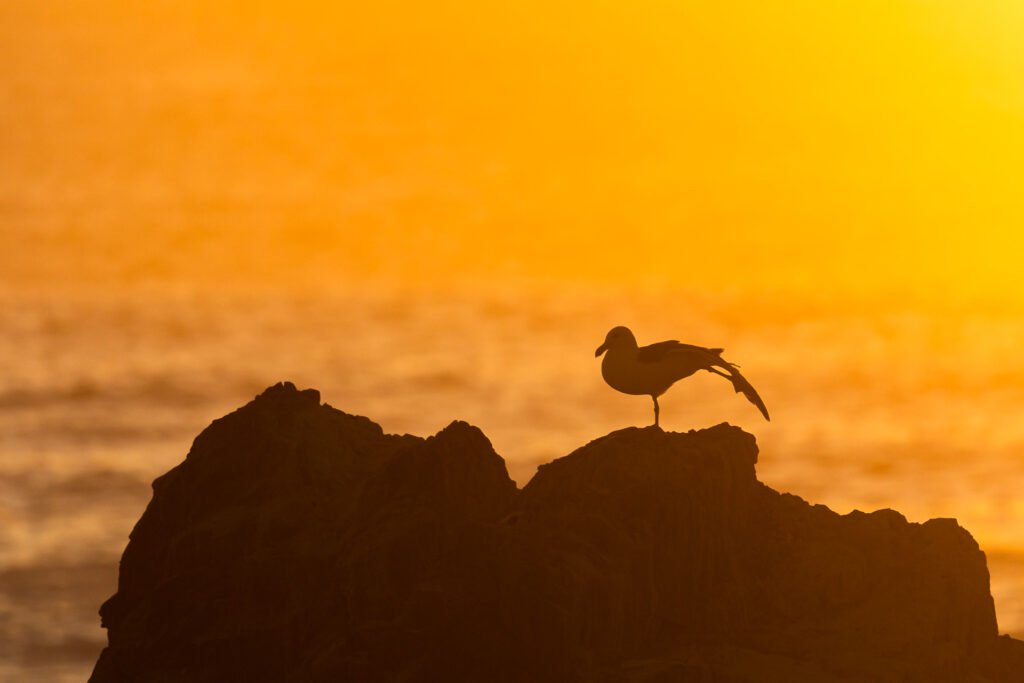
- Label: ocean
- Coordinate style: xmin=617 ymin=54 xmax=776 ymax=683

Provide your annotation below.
xmin=1 ymin=283 xmax=1023 ymax=681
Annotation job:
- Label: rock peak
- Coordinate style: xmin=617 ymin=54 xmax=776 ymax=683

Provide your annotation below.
xmin=570 ymin=421 xmax=758 ymax=460
xmin=254 ymin=380 xmax=321 ymax=406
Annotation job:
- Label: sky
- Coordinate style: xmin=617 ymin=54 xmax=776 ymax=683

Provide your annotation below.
xmin=2 ymin=1 xmax=1024 ymax=299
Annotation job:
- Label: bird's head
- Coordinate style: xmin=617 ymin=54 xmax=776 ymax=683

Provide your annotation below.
xmin=595 ymin=326 xmax=637 ymax=357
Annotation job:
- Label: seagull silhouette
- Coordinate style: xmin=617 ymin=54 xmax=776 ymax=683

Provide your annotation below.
xmin=595 ymin=326 xmax=770 ymax=427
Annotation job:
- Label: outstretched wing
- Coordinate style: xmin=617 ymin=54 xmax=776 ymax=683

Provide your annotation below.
xmin=729 ymin=370 xmax=771 ymax=421
xmin=638 ymin=340 xmax=770 ymax=421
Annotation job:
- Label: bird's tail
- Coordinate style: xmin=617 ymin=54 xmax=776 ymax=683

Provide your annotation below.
xmin=715 ymin=359 xmax=770 ymax=421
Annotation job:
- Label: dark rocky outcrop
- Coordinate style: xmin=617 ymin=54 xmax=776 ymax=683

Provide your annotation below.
xmin=91 ymin=382 xmax=1024 ymax=682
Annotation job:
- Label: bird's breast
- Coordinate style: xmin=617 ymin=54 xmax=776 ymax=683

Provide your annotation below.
xmin=601 ymin=353 xmax=669 ymax=396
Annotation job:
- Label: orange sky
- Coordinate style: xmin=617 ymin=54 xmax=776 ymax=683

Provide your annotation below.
xmin=3 ymin=1 xmax=1024 ymax=299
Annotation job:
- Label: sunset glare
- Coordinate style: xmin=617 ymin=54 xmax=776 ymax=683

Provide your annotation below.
xmin=3 ymin=1 xmax=1024 ymax=297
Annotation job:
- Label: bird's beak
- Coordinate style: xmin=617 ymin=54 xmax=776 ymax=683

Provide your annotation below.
xmin=595 ymin=343 xmax=607 ymax=357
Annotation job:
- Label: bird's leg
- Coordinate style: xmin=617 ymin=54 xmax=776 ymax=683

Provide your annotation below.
xmin=652 ymin=395 xmax=660 ymax=428
xmin=707 ymin=367 xmax=732 ymax=379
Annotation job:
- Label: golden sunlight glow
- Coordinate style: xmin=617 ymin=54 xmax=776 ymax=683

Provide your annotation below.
xmin=2 ymin=1 xmax=1024 ymax=298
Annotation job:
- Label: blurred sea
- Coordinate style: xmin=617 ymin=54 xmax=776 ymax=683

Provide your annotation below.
xmin=1 ymin=283 xmax=1023 ymax=681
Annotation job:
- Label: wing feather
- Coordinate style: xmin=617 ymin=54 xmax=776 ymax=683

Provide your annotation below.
xmin=636 ymin=339 xmax=769 ymax=420
xmin=637 ymin=340 xmax=724 ymax=363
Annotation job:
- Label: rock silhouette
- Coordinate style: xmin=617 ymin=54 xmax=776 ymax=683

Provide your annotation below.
xmin=91 ymin=382 xmax=1024 ymax=682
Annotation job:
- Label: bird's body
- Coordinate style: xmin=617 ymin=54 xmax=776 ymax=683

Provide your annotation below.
xmin=595 ymin=326 xmax=770 ymax=426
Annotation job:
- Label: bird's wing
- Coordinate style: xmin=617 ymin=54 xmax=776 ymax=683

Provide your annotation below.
xmin=637 ymin=340 xmax=725 ymax=363
xmin=638 ymin=339 xmax=769 ymax=420
xmin=729 ymin=369 xmax=771 ymax=421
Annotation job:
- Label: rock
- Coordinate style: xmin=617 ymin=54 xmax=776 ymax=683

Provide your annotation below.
xmin=90 ymin=382 xmax=1022 ymax=682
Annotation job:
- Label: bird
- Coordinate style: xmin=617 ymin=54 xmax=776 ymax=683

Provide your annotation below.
xmin=594 ymin=326 xmax=770 ymax=427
